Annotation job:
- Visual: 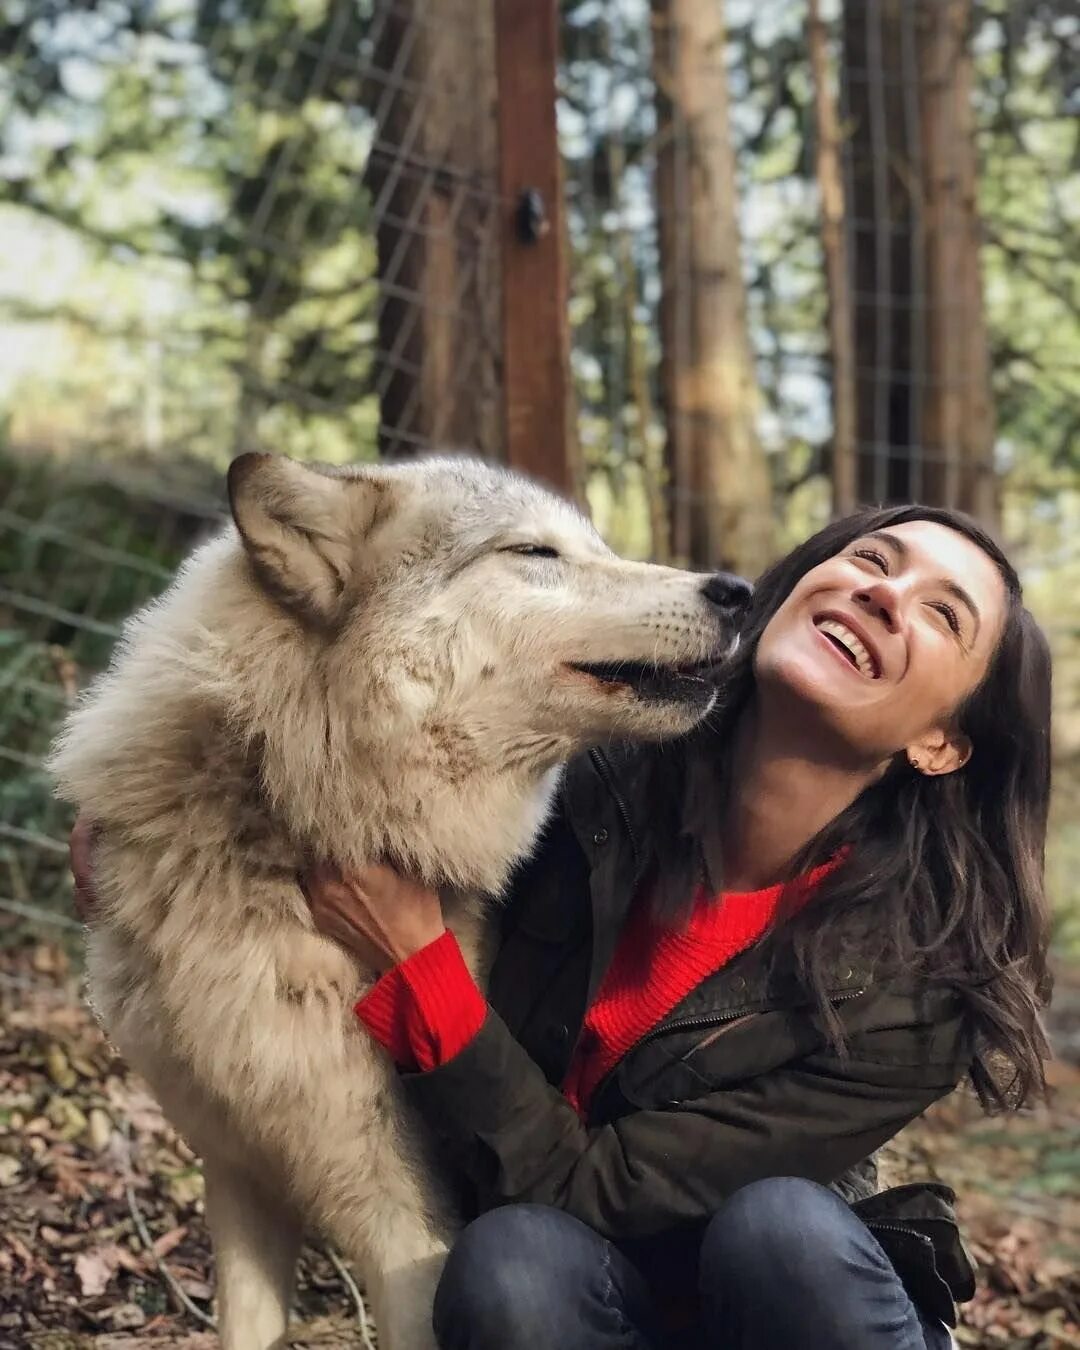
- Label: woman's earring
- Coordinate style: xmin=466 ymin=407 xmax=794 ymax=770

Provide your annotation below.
xmin=909 ymin=754 xmax=921 ymax=772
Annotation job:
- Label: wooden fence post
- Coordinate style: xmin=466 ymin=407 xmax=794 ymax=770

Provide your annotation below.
xmin=493 ymin=0 xmax=575 ymax=495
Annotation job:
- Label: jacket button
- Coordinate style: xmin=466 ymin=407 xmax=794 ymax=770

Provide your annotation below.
xmin=547 ymin=1023 xmax=569 ymax=1047
xmin=732 ymin=976 xmax=746 ymax=992
xmin=593 ymin=827 xmax=609 ymax=846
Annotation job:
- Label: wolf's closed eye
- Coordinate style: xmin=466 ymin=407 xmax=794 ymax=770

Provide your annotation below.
xmin=501 ymin=544 xmax=561 ymax=560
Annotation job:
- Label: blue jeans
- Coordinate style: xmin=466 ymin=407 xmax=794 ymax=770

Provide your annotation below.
xmin=432 ymin=1177 xmax=953 ymax=1350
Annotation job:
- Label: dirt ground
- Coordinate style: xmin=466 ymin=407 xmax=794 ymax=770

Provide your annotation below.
xmin=2 ymin=937 xmax=1078 ymax=1350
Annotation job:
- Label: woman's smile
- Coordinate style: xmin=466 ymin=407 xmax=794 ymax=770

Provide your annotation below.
xmin=811 ymin=612 xmax=882 ymax=680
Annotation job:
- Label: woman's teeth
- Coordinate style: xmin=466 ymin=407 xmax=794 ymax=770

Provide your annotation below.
xmin=816 ymin=618 xmax=877 ymax=678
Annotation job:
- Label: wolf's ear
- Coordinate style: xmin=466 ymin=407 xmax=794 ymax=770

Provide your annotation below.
xmin=227 ymin=453 xmax=373 ymax=627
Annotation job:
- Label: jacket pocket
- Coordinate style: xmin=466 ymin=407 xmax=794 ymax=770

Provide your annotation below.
xmin=611 ymin=1008 xmax=819 ymax=1110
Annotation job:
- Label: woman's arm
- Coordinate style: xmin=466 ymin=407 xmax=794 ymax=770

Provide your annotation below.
xmin=304 ymin=861 xmax=967 ymax=1243
xmin=69 ymin=813 xmax=99 ymax=922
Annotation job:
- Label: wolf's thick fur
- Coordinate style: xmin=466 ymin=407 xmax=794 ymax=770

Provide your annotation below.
xmin=50 ymin=453 xmax=735 ymax=1350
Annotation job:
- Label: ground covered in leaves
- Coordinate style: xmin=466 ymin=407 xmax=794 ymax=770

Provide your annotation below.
xmin=2 ymin=939 xmax=1078 ymax=1350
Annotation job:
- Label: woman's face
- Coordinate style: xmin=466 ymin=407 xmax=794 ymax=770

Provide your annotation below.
xmin=754 ymin=521 xmax=1008 ymax=771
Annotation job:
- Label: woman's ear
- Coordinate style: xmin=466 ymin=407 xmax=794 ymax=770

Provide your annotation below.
xmin=906 ymin=726 xmax=973 ymax=777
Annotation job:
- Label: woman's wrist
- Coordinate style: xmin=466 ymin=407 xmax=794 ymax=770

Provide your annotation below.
xmin=301 ymin=860 xmax=447 ymax=973
xmin=361 ymin=920 xmax=449 ymax=973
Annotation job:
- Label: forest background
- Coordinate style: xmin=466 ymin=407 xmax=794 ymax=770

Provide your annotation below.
xmin=0 ymin=2 xmax=1078 ymax=1346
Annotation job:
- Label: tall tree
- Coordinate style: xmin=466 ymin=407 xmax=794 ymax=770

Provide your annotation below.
xmin=842 ymin=0 xmax=997 ymax=520
xmin=651 ymin=0 xmax=774 ymax=575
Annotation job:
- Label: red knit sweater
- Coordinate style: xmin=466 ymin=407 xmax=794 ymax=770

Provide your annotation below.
xmin=356 ymin=863 xmax=832 ymax=1118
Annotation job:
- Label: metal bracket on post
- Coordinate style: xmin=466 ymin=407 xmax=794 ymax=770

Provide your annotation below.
xmin=515 ymin=189 xmax=549 ymax=243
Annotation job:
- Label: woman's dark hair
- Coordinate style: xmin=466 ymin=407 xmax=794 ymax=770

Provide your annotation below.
xmin=655 ymin=504 xmax=1053 ymax=1111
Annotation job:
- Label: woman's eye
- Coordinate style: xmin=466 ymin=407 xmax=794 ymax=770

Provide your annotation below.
xmin=931 ymin=601 xmax=961 ymax=635
xmin=852 ymin=547 xmax=889 ymax=573
xmin=504 ymin=544 xmax=560 ymax=559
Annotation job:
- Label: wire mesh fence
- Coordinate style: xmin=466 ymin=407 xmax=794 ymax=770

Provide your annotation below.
xmin=2 ymin=0 xmax=1079 ymax=941
xmin=0 ymin=461 xmax=223 ymax=929
xmin=0 ymin=0 xmax=504 ymax=467
xmin=0 ymin=0 xmax=508 ymax=932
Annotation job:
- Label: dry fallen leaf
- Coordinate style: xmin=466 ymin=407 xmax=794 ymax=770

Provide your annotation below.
xmin=0 ymin=1154 xmax=23 ymax=1187
xmin=74 ymin=1244 xmax=124 ymax=1297
xmin=85 ymin=1107 xmax=113 ymax=1152
xmin=44 ymin=1044 xmax=77 ymax=1090
xmin=152 ymin=1225 xmax=188 ymax=1260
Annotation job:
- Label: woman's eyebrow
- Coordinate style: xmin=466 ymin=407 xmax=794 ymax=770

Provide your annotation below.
xmin=867 ymin=530 xmax=907 ymax=560
xmin=866 ymin=531 xmax=981 ymax=635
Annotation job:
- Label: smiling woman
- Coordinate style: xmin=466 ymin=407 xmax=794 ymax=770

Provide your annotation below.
xmin=297 ymin=504 xmax=1053 ymax=1350
xmin=646 ymin=504 xmax=1052 ymax=1109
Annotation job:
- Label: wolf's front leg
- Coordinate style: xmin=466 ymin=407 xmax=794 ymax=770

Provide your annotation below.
xmin=314 ymin=1181 xmax=449 ymax=1350
xmin=294 ymin=1110 xmax=453 ymax=1350
xmin=363 ymin=1242 xmax=449 ymax=1350
xmin=203 ymin=1153 xmax=303 ymax=1350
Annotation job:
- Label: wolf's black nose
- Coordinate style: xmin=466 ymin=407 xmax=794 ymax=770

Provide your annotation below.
xmin=701 ymin=572 xmax=753 ymax=612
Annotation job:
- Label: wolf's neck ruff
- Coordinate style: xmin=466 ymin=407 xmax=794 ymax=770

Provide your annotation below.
xmin=225 ymin=634 xmax=571 ymax=899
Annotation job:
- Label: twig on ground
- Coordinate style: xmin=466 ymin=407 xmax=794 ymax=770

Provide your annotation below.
xmin=119 ymin=1118 xmax=217 ymax=1330
xmin=326 ymin=1244 xmax=377 ymax=1350
xmin=124 ymin=1177 xmax=217 ymax=1329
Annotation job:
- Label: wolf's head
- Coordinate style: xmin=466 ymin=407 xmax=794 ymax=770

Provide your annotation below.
xmin=220 ymin=452 xmax=747 ymax=886
xmin=230 ymin=451 xmax=745 ymax=742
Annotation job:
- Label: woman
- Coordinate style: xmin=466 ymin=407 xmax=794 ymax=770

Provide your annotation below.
xmin=299 ymin=505 xmax=1052 ymax=1350
xmin=72 ymin=506 xmax=1051 ymax=1349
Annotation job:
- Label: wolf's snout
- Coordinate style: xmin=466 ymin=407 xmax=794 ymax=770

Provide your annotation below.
xmin=701 ymin=571 xmax=753 ymax=615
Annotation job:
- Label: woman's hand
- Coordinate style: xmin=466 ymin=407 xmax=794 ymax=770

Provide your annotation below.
xmin=300 ymin=861 xmax=446 ymax=973
xmin=69 ymin=812 xmax=100 ymax=922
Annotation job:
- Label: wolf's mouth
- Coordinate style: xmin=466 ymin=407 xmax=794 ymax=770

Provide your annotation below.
xmin=566 ymin=658 xmax=717 ymax=704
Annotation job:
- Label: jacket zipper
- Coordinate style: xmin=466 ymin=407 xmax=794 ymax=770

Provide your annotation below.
xmin=588 ymin=987 xmax=866 ymax=1113
xmin=588 ymin=748 xmax=640 ymax=869
xmin=635 ymin=985 xmax=866 ymax=1049
xmin=864 ymin=1222 xmax=935 ymax=1249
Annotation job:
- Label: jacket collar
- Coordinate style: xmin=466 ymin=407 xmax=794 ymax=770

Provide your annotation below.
xmin=562 ymin=746 xmax=656 ymax=1002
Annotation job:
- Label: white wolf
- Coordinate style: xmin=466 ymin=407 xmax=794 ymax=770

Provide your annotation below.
xmin=50 ymin=452 xmax=745 ymax=1350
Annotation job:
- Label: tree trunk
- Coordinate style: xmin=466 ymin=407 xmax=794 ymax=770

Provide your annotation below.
xmin=842 ymin=0 xmax=996 ymax=520
xmin=364 ymin=0 xmax=501 ymax=459
xmin=651 ymin=0 xmax=773 ymax=576
xmin=918 ymin=0 xmax=997 ymax=520
xmin=808 ymin=0 xmax=857 ymax=518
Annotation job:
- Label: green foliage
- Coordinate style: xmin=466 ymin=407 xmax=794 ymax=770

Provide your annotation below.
xmin=977 ymin=1 xmax=1080 ymax=477
xmin=0 ymin=0 xmax=382 ymax=463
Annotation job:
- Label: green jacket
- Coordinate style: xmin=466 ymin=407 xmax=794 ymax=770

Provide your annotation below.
xmin=404 ymin=743 xmax=976 ymax=1327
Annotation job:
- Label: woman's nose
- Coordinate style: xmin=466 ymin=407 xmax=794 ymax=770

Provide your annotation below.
xmin=853 ymin=580 xmax=902 ymax=632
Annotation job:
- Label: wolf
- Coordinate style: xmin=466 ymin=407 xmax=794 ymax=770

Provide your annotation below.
xmin=49 ymin=452 xmax=746 ymax=1350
